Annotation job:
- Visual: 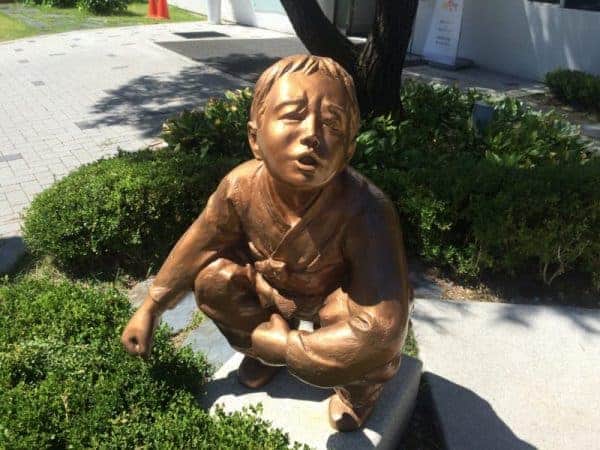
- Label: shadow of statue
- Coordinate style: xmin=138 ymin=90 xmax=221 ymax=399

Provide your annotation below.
xmin=426 ymin=372 xmax=536 ymax=450
xmin=200 ymin=360 xmax=330 ymax=409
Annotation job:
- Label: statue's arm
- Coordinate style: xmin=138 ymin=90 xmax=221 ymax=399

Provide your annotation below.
xmin=121 ymin=175 xmax=242 ymax=356
xmin=284 ymin=196 xmax=412 ymax=387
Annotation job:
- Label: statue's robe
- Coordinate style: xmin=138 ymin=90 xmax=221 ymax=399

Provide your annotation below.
xmin=149 ymin=159 xmax=412 ymax=388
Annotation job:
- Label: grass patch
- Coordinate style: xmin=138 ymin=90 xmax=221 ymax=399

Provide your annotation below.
xmin=0 ymin=7 xmax=38 ymax=40
xmin=0 ymin=2 xmax=205 ymax=42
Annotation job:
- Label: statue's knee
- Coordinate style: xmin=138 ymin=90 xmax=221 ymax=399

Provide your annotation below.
xmin=194 ymin=258 xmax=251 ymax=307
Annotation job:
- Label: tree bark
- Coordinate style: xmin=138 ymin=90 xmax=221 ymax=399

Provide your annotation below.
xmin=280 ymin=0 xmax=419 ymax=119
xmin=356 ymin=0 xmax=419 ymax=117
xmin=279 ymin=0 xmax=358 ymax=75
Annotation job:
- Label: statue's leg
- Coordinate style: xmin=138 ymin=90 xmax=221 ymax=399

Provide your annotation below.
xmin=317 ymin=289 xmax=402 ymax=431
xmin=194 ymin=257 xmax=280 ymax=388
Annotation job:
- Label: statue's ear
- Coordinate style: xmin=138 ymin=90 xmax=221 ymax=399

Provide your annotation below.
xmin=345 ymin=139 xmax=356 ymax=163
xmin=247 ymin=121 xmax=262 ymax=160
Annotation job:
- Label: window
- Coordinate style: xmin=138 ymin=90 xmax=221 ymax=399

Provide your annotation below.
xmin=530 ymin=0 xmax=600 ymax=10
xmin=562 ymin=0 xmax=600 ymax=11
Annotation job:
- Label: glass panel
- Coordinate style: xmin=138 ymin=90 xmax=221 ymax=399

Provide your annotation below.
xmin=253 ymin=0 xmax=286 ymax=14
xmin=563 ymin=0 xmax=600 ymax=10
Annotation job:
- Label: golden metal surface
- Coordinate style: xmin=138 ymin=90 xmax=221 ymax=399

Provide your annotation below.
xmin=121 ymin=55 xmax=412 ymax=430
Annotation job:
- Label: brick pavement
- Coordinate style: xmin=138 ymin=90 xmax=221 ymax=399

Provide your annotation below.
xmin=0 ymin=22 xmax=285 ymax=238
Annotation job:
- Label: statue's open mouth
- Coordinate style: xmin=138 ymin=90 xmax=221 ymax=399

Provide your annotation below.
xmin=297 ymin=154 xmax=319 ymax=169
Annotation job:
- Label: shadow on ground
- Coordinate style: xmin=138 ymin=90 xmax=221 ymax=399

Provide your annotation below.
xmin=86 ymin=38 xmax=313 ymax=139
xmin=87 ymin=66 xmax=249 ymax=138
xmin=424 ymin=372 xmax=535 ymax=450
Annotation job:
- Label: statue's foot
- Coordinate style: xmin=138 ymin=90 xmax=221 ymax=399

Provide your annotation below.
xmin=328 ymin=391 xmax=377 ymax=432
xmin=237 ymin=355 xmax=281 ymax=389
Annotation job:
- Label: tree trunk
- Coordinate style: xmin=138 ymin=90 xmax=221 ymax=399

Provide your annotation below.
xmin=356 ymin=0 xmax=419 ymax=118
xmin=280 ymin=0 xmax=419 ymax=119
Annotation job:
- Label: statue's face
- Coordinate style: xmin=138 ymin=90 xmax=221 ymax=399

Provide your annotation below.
xmin=256 ymin=72 xmax=351 ymax=190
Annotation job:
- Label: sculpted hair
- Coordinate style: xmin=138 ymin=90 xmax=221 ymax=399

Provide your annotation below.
xmin=250 ymin=55 xmax=361 ymax=144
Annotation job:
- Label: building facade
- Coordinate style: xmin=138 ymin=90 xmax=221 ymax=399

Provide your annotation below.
xmin=171 ymin=0 xmax=600 ymax=81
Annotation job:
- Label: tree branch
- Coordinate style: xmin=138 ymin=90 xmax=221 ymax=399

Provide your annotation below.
xmin=280 ymin=0 xmax=359 ymax=75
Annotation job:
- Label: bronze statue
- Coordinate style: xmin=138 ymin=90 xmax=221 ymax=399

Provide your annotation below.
xmin=121 ymin=55 xmax=412 ymax=431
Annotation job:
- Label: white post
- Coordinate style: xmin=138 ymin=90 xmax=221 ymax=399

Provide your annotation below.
xmin=207 ymin=0 xmax=222 ymax=24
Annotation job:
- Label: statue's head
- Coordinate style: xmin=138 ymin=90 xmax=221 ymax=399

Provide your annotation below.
xmin=248 ymin=55 xmax=360 ymax=190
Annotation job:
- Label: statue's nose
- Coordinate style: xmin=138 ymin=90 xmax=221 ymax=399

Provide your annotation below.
xmin=301 ymin=134 xmax=320 ymax=150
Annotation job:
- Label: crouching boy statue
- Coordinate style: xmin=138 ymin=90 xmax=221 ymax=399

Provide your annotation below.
xmin=121 ymin=55 xmax=412 ymax=431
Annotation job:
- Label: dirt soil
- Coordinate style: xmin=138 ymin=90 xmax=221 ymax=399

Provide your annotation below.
xmin=520 ymin=92 xmax=599 ymax=128
xmin=416 ymin=258 xmax=600 ymax=309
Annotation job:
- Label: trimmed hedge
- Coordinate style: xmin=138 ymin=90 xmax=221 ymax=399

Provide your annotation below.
xmin=22 ymin=150 xmax=241 ymax=275
xmin=22 ymin=84 xmax=600 ymax=289
xmin=0 ymin=276 xmax=302 ymax=449
xmin=545 ymin=69 xmax=600 ymax=114
xmin=353 ymin=82 xmax=599 ymax=288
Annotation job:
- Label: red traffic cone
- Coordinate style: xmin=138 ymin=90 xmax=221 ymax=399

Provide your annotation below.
xmin=156 ymin=0 xmax=170 ymax=19
xmin=147 ymin=0 xmax=158 ymax=18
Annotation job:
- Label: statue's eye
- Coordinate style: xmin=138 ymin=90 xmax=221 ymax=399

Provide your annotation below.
xmin=281 ymin=111 xmax=303 ymax=121
xmin=323 ymin=118 xmax=342 ymax=132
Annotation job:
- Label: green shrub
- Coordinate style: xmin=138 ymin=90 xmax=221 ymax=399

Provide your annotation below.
xmin=23 ymin=0 xmax=78 ymax=7
xmin=24 ymin=83 xmax=600 ymax=289
xmin=22 ymin=149 xmax=241 ymax=275
xmin=162 ymin=88 xmax=253 ymax=158
xmin=354 ymin=81 xmax=599 ymax=287
xmin=0 ymin=276 xmax=302 ymax=449
xmin=76 ymin=0 xmax=129 ymax=14
xmin=545 ymin=69 xmax=600 ymax=113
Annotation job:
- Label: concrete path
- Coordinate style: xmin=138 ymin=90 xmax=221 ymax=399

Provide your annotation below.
xmin=412 ymin=298 xmax=600 ymax=450
xmin=0 ymin=21 xmax=285 ymax=238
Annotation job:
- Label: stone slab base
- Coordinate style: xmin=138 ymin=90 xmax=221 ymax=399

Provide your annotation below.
xmin=128 ymin=290 xmax=423 ymax=448
xmin=202 ymin=352 xmax=422 ymax=450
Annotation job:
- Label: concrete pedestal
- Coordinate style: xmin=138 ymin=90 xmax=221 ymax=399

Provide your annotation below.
xmin=199 ymin=332 xmax=422 ymax=450
xmin=131 ymin=291 xmax=423 ymax=449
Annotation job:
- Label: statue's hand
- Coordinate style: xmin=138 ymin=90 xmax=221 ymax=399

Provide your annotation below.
xmin=254 ymin=271 xmax=279 ymax=308
xmin=121 ymin=300 xmax=160 ymax=357
xmin=251 ymin=313 xmax=291 ymax=366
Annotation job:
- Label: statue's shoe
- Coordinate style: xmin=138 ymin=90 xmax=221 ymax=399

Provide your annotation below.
xmin=237 ymin=355 xmax=281 ymax=389
xmin=328 ymin=391 xmax=377 ymax=431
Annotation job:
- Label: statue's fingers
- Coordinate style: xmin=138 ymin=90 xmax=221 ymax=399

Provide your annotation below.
xmin=255 ymin=273 xmax=276 ymax=307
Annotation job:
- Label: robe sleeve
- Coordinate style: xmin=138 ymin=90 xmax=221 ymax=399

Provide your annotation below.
xmin=285 ymin=194 xmax=412 ymax=387
xmin=147 ymin=174 xmax=243 ymax=311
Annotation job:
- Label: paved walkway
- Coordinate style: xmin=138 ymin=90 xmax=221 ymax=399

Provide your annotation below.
xmin=0 ymin=21 xmax=284 ymax=238
xmin=412 ymin=298 xmax=600 ymax=450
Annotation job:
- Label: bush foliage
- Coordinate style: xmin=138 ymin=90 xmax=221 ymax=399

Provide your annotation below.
xmin=545 ymin=69 xmax=600 ymax=114
xmin=22 ymin=83 xmax=600 ymax=288
xmin=22 ymin=149 xmax=240 ymax=275
xmin=353 ymin=81 xmax=599 ymax=287
xmin=161 ymin=88 xmax=253 ymax=158
xmin=23 ymin=0 xmax=129 ymax=14
xmin=0 ymin=276 xmax=302 ymax=449
xmin=77 ymin=0 xmax=129 ymax=14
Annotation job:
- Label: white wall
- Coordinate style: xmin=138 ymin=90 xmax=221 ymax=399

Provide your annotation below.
xmin=168 ymin=0 xmax=335 ymax=34
xmin=412 ymin=0 xmax=600 ymax=81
